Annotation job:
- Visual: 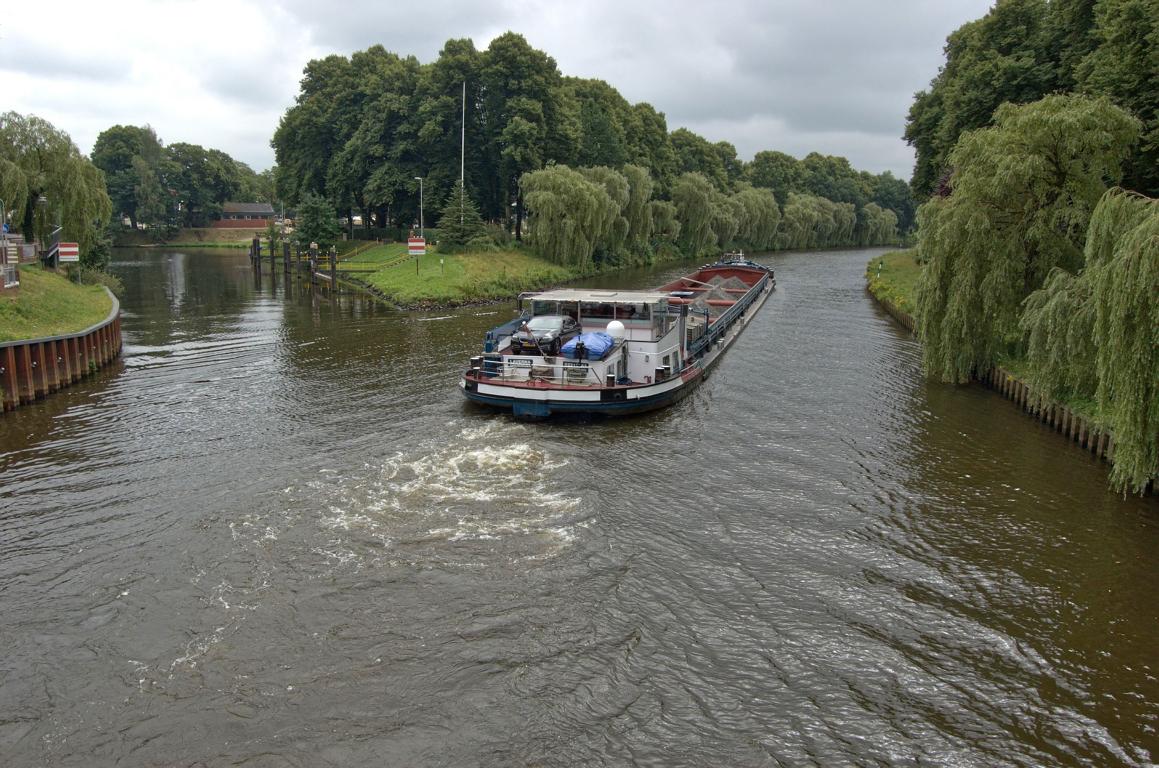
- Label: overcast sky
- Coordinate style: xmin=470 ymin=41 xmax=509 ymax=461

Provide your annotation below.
xmin=1 ymin=0 xmax=994 ymax=180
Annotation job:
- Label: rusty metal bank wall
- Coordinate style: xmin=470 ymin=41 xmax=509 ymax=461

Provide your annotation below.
xmin=1 ymin=289 xmax=121 ymax=413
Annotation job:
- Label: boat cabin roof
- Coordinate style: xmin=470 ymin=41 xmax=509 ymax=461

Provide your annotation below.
xmin=525 ymin=288 xmax=670 ymax=304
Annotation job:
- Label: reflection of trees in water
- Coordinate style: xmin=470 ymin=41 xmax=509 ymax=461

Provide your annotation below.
xmin=113 ymin=249 xmax=250 ymax=347
xmin=878 ymin=378 xmax=1159 ymax=765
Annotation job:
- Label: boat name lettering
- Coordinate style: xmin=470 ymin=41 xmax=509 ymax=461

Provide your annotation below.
xmin=506 ymin=358 xmax=533 ymax=368
xmin=562 ymin=361 xmax=588 ymax=368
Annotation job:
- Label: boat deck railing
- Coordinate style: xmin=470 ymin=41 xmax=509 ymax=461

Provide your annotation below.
xmin=469 ymin=357 xmax=607 ymax=388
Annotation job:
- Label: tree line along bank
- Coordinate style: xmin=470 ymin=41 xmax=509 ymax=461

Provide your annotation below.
xmin=902 ymin=0 xmax=1159 ymax=495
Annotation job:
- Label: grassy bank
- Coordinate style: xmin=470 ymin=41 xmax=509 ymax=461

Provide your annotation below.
xmin=339 ymin=243 xmax=577 ymax=306
xmin=865 ymin=249 xmax=920 ymax=316
xmin=0 ymin=265 xmax=113 ymax=342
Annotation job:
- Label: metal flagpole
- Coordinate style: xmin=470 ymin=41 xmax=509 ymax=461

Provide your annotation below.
xmin=460 ymin=80 xmax=466 ymax=224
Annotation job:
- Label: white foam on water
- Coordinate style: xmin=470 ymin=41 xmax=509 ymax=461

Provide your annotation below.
xmin=251 ymin=422 xmax=592 ymax=572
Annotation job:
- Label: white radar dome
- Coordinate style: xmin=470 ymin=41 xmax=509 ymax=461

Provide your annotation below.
xmin=606 ymin=320 xmax=626 ymax=341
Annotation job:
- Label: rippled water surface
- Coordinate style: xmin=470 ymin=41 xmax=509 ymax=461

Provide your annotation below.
xmin=1 ymin=248 xmax=1156 ymax=767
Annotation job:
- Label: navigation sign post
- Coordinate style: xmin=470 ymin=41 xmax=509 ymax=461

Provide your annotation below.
xmin=57 ymin=243 xmax=80 ymax=263
xmin=408 ymin=236 xmax=426 ymax=275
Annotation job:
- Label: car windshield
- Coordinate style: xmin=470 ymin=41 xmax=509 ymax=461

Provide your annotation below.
xmin=527 ymin=316 xmax=564 ymax=331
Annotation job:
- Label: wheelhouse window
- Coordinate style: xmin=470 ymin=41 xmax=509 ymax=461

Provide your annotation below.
xmin=527 ymin=316 xmax=564 ymax=332
xmin=531 ymin=300 xmax=560 ymax=317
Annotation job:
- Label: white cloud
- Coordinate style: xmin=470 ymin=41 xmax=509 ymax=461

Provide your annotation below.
xmin=1 ymin=0 xmax=993 ymax=178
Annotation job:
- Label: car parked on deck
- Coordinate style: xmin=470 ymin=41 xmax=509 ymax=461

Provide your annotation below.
xmin=509 ymin=314 xmax=580 ymax=356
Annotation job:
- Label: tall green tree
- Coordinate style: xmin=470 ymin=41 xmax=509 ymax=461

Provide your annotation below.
xmin=0 ymin=112 xmax=112 ymax=256
xmin=904 ymin=0 xmax=1063 ymax=197
xmin=746 ymin=150 xmax=801 ymax=205
xmin=624 ymin=103 xmax=676 ymax=190
xmin=670 ymin=129 xmax=729 ymax=191
xmin=294 ymin=191 xmax=340 ymax=250
xmin=167 ymin=142 xmax=241 ymax=227
xmin=799 ymin=152 xmax=868 ymax=207
xmin=570 ymin=78 xmax=630 ymax=168
xmin=435 ymin=180 xmax=487 ymax=251
xmin=915 ymin=94 xmax=1138 ymax=383
xmin=480 ymin=33 xmax=570 ymax=239
xmin=1076 ymin=0 xmax=1159 ymax=194
xmin=92 ymin=124 xmax=164 ymax=228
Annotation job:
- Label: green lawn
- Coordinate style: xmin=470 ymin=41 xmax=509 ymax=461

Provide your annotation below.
xmin=350 ymin=245 xmax=576 ymax=305
xmin=0 ymin=265 xmax=114 ymax=342
xmin=865 ymin=249 xmax=921 ymax=316
xmin=337 ymin=242 xmax=410 ymax=268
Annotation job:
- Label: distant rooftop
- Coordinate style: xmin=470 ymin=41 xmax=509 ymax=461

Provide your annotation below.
xmin=222 ymin=202 xmax=274 ymax=215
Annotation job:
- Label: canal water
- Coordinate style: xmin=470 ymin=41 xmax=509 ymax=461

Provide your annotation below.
xmin=1 ymin=247 xmax=1156 ymax=767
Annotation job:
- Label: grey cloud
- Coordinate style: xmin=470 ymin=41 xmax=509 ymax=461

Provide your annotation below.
xmin=272 ymin=0 xmax=515 ymax=59
xmin=0 ymin=34 xmax=130 ymax=82
xmin=4 ymin=0 xmax=995 ymax=179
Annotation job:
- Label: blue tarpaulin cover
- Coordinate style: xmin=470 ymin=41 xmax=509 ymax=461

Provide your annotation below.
xmin=562 ymin=332 xmax=615 ymax=360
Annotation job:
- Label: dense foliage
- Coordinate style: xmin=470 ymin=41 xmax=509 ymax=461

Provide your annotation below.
xmin=906 ymin=0 xmax=1159 ymax=199
xmin=1020 ymin=189 xmax=1159 ymax=493
xmin=435 ymin=181 xmax=488 ymax=252
xmin=271 ymin=33 xmax=908 ymax=263
xmin=0 ymin=112 xmax=112 ymax=262
xmin=914 ymin=94 xmax=1137 ymax=383
xmin=92 ymin=124 xmax=273 ymax=232
xmin=294 ymin=192 xmax=340 ymax=251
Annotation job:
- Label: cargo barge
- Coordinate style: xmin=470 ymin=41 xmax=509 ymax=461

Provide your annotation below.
xmin=460 ymin=253 xmax=775 ymax=419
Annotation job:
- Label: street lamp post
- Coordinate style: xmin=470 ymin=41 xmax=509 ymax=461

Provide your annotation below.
xmin=0 ymin=198 xmax=7 ymax=282
xmin=414 ymin=176 xmax=424 ymax=240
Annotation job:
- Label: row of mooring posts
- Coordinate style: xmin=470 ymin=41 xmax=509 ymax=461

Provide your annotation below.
xmin=248 ymin=237 xmax=338 ymax=290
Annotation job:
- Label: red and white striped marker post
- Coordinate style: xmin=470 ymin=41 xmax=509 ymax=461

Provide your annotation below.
xmin=408 ymin=237 xmax=426 ymax=275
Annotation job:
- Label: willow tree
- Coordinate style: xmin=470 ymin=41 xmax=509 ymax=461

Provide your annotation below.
xmin=731 ymin=187 xmax=780 ymax=251
xmin=1022 ymin=187 xmax=1159 ymax=492
xmin=857 ymin=203 xmax=899 ymax=246
xmin=649 ymin=200 xmax=680 ymax=245
xmin=620 ymin=164 xmax=654 ymax=254
xmin=1019 ymin=266 xmax=1099 ymax=403
xmin=914 ymin=94 xmax=1139 ymax=383
xmin=671 ymin=172 xmax=718 ymax=256
xmin=520 ymin=165 xmax=616 ymax=268
xmin=777 ymin=193 xmax=822 ymax=250
xmin=578 ymin=166 xmax=629 ymax=261
xmin=0 ymin=112 xmax=112 ymax=256
xmin=1088 ymin=189 xmax=1159 ymax=493
xmin=711 ymin=194 xmax=742 ymax=249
